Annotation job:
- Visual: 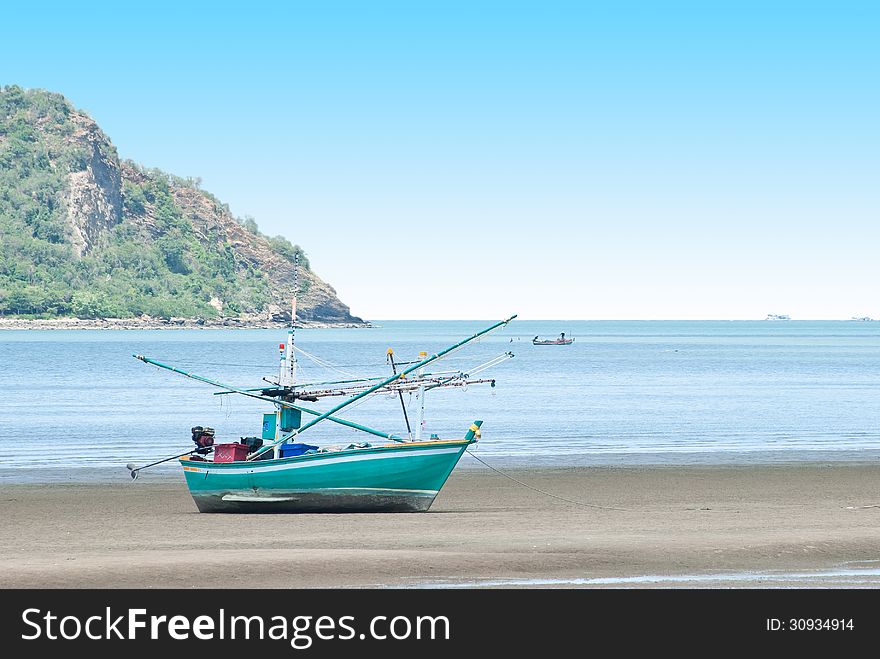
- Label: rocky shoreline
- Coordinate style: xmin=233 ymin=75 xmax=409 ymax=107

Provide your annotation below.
xmin=0 ymin=315 xmax=372 ymax=330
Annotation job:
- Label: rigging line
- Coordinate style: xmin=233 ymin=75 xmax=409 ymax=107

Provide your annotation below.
xmin=291 ymin=345 xmax=499 ymax=382
xmin=292 ymin=345 xmax=360 ymax=378
xmin=305 ymin=385 xmax=394 ymax=425
xmin=274 ymin=389 xmax=403 ymax=443
xmin=223 ymin=393 xmax=233 ymax=419
xmin=303 ymin=371 xmax=463 ymax=437
xmin=291 ymin=345 xmax=331 ymax=365
xmin=464 ymin=352 xmax=515 ymax=376
xmin=464 ymin=450 xmax=631 ymax=512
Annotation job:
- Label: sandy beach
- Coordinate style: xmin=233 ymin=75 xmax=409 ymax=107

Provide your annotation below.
xmin=2 ymin=463 xmax=879 ymax=588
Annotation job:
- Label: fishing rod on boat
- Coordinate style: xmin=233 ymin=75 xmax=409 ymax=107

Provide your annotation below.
xmin=386 ymin=347 xmax=412 ymax=438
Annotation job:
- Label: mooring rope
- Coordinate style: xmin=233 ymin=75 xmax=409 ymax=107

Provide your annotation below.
xmin=464 ymin=450 xmax=631 ymax=511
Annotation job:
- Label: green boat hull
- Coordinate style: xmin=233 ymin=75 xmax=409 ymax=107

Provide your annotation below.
xmin=180 ymin=440 xmax=472 ymax=513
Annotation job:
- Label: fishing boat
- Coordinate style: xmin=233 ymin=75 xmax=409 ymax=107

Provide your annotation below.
xmin=128 ymin=266 xmax=516 ymax=513
xmin=532 ymin=333 xmax=574 ymax=346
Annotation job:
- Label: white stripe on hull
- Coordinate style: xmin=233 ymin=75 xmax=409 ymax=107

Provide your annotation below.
xmin=185 ymin=446 xmax=461 ymax=476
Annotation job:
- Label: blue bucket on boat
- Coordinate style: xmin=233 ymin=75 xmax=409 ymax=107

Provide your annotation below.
xmin=279 ymin=442 xmax=318 ymax=458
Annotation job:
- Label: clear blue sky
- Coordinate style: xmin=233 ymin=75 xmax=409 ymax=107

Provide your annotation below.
xmin=3 ymin=1 xmax=878 ymax=319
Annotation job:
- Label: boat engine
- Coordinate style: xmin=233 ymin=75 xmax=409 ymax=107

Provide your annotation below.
xmin=191 ymin=426 xmax=215 ymax=453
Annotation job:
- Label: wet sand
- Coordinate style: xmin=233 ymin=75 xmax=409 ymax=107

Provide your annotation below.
xmin=2 ymin=464 xmax=879 ymax=588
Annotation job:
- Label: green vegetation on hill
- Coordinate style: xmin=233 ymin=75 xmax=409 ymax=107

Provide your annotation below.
xmin=0 ymin=86 xmax=313 ymax=319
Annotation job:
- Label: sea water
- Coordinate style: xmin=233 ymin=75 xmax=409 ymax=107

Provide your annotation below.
xmin=2 ymin=320 xmax=880 ymax=480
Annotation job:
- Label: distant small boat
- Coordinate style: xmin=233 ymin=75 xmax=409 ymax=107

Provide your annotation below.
xmin=765 ymin=314 xmax=790 ymax=321
xmin=532 ymin=334 xmax=574 ymax=346
xmin=851 ymin=316 xmax=874 ymax=322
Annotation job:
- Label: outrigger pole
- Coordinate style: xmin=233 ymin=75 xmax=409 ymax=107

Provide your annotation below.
xmin=127 ymin=447 xmax=209 ymax=480
xmin=247 ymin=314 xmax=518 ymax=460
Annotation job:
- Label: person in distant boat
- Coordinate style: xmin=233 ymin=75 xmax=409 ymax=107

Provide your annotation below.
xmin=560 ymin=333 xmax=565 ymax=341
xmin=534 ymin=336 xmax=539 ymax=342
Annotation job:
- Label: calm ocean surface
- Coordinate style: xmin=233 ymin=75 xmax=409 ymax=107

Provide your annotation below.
xmin=2 ymin=320 xmax=880 ymax=481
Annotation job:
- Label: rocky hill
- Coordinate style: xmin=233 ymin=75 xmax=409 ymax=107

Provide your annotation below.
xmin=0 ymin=86 xmax=363 ymax=324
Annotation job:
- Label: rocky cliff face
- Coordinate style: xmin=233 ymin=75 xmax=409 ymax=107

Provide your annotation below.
xmin=123 ymin=163 xmax=354 ymax=322
xmin=0 ymin=86 xmax=362 ymax=323
xmin=64 ymin=112 xmax=123 ymax=256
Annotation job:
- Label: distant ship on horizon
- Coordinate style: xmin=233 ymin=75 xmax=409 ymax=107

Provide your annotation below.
xmin=765 ymin=314 xmax=791 ymax=321
xmin=850 ymin=316 xmax=874 ymax=322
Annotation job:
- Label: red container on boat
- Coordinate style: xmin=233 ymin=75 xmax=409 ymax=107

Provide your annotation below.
xmin=213 ymin=443 xmax=249 ymax=463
